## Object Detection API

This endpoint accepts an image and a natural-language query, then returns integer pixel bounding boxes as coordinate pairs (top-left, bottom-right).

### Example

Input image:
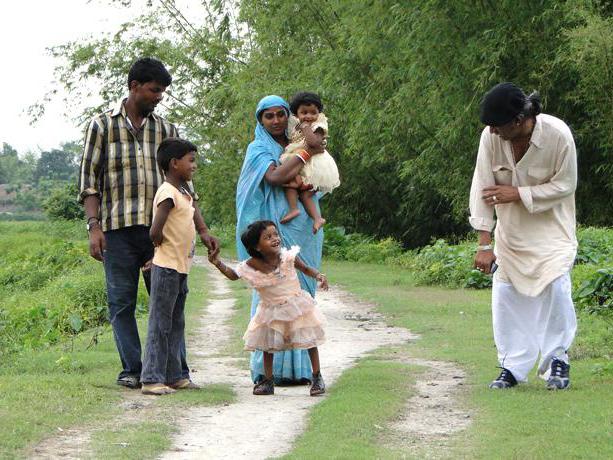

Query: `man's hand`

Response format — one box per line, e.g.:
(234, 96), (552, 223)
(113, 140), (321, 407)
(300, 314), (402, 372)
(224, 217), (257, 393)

(201, 232), (220, 258)
(89, 227), (106, 261)
(142, 259), (153, 272)
(474, 250), (496, 275)
(482, 185), (520, 205)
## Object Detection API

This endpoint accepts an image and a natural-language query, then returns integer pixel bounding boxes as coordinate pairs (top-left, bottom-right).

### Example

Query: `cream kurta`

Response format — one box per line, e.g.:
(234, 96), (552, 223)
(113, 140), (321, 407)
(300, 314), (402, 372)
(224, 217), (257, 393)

(469, 114), (578, 296)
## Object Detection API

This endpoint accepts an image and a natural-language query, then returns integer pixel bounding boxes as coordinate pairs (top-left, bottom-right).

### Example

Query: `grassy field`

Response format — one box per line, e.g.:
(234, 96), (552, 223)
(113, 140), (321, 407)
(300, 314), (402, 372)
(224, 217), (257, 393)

(282, 261), (611, 459)
(2, 222), (611, 458)
(0, 262), (234, 459)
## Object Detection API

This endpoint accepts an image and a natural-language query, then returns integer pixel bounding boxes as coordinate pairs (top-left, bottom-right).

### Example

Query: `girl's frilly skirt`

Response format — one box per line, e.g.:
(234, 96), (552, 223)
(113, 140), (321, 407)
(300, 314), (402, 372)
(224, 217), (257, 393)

(243, 291), (327, 352)
(280, 145), (341, 193)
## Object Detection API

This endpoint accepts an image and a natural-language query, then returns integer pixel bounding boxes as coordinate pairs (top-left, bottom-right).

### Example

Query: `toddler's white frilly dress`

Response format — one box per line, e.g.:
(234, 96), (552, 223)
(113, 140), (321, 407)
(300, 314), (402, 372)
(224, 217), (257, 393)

(280, 114), (341, 193)
(236, 246), (327, 352)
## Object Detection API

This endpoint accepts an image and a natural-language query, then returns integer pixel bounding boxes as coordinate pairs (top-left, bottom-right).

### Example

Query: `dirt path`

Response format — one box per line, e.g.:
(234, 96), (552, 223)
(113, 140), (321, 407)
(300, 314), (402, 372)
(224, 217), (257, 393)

(29, 257), (471, 459)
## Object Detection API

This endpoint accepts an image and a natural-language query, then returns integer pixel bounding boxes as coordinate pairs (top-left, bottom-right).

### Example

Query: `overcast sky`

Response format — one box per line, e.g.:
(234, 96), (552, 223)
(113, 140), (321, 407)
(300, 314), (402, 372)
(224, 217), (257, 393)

(0, 0), (203, 156)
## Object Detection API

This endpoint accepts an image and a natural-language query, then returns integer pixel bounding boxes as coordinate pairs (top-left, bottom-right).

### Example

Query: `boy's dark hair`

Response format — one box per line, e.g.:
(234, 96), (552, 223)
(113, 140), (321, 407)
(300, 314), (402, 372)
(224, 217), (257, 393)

(127, 57), (172, 89)
(241, 220), (277, 259)
(157, 138), (197, 172)
(289, 92), (323, 115)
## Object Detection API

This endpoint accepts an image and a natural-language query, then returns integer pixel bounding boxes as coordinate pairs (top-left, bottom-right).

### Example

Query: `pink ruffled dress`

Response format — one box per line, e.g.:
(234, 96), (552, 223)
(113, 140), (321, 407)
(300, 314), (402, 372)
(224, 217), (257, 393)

(236, 246), (327, 352)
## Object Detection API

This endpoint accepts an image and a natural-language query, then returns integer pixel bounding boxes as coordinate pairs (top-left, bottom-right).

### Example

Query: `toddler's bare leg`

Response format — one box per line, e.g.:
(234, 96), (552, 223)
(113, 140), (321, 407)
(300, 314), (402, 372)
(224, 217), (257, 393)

(281, 187), (301, 223)
(300, 190), (326, 233)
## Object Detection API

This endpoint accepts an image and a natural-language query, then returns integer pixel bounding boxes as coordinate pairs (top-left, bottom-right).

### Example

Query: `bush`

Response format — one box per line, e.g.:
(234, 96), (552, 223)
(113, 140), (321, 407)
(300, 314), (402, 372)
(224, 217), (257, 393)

(398, 239), (491, 289)
(576, 227), (613, 265)
(0, 221), (149, 357)
(573, 268), (612, 320)
(42, 182), (84, 220)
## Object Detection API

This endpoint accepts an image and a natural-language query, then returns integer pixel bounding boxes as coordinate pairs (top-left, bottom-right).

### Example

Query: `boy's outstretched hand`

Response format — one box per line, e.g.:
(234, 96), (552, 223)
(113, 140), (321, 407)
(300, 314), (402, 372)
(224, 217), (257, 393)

(316, 273), (329, 291)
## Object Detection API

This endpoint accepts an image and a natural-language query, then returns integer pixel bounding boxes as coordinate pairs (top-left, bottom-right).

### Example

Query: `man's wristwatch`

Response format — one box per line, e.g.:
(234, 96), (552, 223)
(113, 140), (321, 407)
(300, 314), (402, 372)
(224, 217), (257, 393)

(477, 244), (493, 251)
(86, 217), (100, 232)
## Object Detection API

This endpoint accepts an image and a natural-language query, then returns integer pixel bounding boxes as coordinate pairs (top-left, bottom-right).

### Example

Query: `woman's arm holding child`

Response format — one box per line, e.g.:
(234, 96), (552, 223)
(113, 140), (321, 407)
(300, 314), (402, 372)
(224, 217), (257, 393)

(208, 251), (240, 281)
(294, 256), (329, 290)
(150, 198), (174, 247)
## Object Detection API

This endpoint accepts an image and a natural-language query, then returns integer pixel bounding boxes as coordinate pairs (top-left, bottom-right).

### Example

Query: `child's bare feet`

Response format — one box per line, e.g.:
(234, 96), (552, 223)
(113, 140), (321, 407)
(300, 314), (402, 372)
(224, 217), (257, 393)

(312, 217), (326, 234)
(281, 209), (301, 224)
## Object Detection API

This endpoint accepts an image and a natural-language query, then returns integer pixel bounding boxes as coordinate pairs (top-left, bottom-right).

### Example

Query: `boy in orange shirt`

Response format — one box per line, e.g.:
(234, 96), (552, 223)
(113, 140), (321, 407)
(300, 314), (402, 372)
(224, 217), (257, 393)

(141, 138), (203, 395)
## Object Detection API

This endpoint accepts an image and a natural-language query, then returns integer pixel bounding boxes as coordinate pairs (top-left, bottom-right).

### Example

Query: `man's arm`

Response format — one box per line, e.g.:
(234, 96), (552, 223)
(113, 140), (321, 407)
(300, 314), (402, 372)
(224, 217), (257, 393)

(517, 142), (577, 214)
(470, 130), (497, 274)
(80, 118), (105, 261)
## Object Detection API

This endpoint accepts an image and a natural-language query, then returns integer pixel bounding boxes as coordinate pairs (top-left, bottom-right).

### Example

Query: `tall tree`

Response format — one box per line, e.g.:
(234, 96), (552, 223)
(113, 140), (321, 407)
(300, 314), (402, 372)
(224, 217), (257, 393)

(46, 0), (613, 246)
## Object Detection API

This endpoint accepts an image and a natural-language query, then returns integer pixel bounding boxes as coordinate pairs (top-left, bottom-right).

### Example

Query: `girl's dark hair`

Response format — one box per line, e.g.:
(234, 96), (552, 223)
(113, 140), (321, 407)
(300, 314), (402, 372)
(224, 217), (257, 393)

(289, 92), (323, 115)
(157, 137), (198, 172)
(241, 220), (277, 259)
(127, 57), (172, 89)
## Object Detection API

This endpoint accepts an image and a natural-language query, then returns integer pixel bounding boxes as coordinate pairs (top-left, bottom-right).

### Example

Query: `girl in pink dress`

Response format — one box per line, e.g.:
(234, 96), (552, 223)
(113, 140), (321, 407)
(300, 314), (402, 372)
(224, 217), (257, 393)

(208, 220), (328, 396)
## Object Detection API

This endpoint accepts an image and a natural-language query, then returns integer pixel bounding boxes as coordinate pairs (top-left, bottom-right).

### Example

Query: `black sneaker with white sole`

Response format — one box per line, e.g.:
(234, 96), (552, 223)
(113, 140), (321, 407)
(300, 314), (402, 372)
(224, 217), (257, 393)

(489, 367), (518, 389)
(546, 358), (570, 390)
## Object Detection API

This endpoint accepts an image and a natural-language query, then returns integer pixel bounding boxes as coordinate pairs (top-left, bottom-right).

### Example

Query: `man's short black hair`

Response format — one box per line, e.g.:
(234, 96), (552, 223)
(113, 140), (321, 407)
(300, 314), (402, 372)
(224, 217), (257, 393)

(289, 92), (323, 115)
(127, 57), (172, 89)
(157, 138), (197, 172)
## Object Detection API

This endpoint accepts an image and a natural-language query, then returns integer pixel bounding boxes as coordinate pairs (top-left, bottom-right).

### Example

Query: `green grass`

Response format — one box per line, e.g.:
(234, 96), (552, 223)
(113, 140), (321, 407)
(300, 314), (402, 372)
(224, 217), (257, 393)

(0, 263), (235, 459)
(283, 358), (419, 460)
(298, 260), (613, 459)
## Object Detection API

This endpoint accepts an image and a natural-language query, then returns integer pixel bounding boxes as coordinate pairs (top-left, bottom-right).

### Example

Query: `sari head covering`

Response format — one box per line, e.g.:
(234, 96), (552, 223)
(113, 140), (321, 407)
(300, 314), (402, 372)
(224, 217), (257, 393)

(236, 95), (324, 383)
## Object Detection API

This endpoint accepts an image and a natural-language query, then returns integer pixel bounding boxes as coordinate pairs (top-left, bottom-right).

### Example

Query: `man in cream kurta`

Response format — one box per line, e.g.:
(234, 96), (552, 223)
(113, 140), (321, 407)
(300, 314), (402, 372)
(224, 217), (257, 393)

(470, 82), (577, 390)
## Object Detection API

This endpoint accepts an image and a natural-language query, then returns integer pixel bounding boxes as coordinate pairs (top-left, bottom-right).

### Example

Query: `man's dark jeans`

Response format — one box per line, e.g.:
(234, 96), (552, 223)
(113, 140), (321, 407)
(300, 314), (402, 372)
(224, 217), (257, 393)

(141, 265), (188, 384)
(103, 226), (190, 380)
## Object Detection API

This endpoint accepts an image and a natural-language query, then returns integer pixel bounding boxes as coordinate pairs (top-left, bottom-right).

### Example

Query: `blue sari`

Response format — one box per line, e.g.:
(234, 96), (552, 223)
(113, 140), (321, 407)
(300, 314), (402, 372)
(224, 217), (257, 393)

(236, 95), (324, 383)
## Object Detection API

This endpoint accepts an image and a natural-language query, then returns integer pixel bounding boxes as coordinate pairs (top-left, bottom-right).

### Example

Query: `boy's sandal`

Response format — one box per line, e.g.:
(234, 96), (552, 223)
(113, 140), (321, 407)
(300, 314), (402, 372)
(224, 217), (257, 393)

(141, 383), (176, 395)
(169, 378), (200, 390)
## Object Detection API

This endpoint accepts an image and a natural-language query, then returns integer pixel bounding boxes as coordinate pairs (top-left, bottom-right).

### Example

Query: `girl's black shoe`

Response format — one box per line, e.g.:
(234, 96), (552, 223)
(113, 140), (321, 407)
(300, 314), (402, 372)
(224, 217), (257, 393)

(253, 378), (274, 395)
(310, 372), (326, 396)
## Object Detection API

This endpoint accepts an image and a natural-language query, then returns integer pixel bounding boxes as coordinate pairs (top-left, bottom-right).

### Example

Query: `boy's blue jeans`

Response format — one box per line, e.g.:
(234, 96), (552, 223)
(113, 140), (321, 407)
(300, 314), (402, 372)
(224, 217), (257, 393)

(103, 226), (190, 381)
(141, 265), (188, 384)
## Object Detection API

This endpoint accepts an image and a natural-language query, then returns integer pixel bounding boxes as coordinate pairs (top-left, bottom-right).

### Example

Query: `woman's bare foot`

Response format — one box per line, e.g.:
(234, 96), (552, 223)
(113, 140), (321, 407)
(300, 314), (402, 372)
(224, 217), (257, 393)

(281, 209), (301, 223)
(312, 217), (326, 234)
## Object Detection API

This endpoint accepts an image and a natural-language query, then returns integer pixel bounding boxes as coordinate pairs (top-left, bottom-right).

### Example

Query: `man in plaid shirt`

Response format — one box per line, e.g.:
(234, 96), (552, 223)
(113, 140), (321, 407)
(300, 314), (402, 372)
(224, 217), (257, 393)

(79, 57), (219, 389)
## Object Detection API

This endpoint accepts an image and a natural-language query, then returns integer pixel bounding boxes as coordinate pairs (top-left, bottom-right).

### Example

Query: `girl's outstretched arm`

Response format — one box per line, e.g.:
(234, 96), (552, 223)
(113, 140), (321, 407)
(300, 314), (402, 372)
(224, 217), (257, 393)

(208, 252), (240, 281)
(295, 256), (329, 290)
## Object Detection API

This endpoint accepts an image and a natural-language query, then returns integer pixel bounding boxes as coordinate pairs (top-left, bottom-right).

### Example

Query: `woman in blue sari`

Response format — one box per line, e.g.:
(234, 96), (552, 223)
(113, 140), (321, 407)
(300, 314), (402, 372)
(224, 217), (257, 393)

(236, 95), (325, 384)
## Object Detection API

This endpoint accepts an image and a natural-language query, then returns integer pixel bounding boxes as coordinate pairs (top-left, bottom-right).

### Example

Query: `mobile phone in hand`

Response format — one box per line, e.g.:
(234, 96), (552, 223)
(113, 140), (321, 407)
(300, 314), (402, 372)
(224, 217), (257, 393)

(490, 262), (498, 274)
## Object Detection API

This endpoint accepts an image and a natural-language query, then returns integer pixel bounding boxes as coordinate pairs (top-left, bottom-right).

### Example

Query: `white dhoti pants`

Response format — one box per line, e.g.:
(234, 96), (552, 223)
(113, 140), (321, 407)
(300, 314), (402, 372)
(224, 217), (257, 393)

(492, 273), (577, 382)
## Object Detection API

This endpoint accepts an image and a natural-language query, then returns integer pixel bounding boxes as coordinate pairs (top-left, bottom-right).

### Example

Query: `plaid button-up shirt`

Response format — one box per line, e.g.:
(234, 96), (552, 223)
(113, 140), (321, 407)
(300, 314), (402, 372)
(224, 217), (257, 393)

(78, 98), (179, 232)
